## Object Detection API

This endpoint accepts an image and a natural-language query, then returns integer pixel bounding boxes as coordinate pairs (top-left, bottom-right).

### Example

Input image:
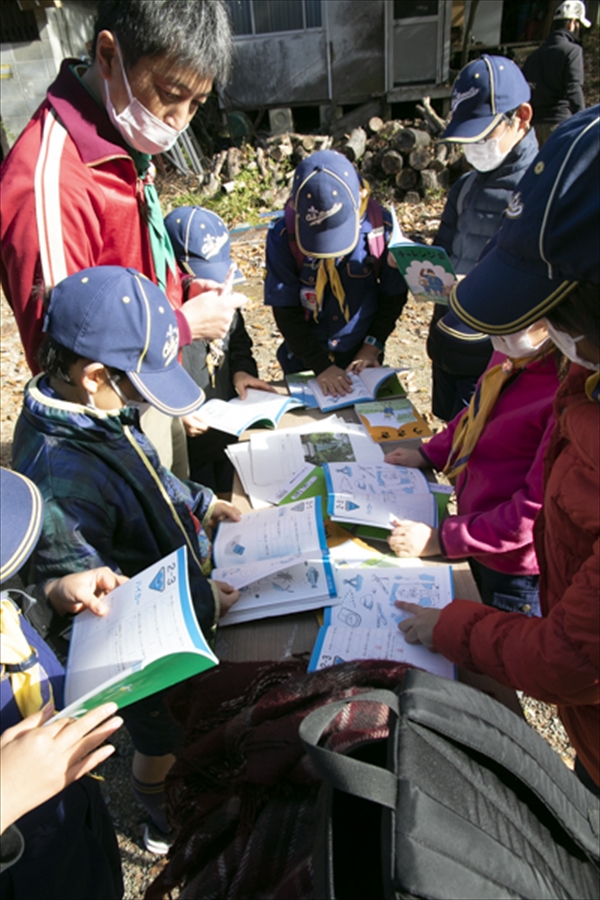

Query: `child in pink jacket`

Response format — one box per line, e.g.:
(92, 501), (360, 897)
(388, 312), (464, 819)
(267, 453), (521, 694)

(385, 320), (559, 615)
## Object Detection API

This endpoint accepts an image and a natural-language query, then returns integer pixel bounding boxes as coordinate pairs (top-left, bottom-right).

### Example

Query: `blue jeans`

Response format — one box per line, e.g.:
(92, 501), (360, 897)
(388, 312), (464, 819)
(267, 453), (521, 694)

(468, 558), (541, 617)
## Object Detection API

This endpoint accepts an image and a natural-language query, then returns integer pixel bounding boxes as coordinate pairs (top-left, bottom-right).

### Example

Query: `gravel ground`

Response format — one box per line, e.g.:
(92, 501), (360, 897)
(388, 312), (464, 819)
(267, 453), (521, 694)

(0, 201), (575, 899)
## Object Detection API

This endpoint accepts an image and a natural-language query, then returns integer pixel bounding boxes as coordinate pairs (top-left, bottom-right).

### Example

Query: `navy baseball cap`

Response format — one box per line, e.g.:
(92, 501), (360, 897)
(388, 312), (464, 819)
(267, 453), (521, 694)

(164, 206), (245, 284)
(450, 106), (600, 334)
(44, 266), (205, 416)
(442, 55), (531, 143)
(0, 469), (44, 584)
(292, 150), (361, 258)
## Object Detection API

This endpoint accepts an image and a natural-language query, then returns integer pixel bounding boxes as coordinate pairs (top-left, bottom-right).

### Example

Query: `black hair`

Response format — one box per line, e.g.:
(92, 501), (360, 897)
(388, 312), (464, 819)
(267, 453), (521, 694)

(38, 335), (81, 384)
(546, 281), (600, 366)
(92, 0), (233, 84)
(38, 335), (127, 385)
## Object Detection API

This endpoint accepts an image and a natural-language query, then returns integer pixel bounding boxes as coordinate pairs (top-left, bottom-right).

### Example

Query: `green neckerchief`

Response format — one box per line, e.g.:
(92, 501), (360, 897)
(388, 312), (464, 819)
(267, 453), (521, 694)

(128, 147), (178, 292)
(70, 64), (177, 293)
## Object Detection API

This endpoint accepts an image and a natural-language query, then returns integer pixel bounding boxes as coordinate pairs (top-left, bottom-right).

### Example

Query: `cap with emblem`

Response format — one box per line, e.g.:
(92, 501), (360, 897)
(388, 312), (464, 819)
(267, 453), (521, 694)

(292, 150), (361, 258)
(44, 266), (204, 416)
(0, 469), (43, 585)
(441, 55), (531, 143)
(450, 105), (599, 334)
(554, 1), (591, 26)
(164, 206), (244, 284)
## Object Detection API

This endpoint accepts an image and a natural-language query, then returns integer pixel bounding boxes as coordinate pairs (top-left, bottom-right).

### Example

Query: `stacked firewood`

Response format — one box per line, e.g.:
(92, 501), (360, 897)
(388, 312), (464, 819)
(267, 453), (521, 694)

(194, 100), (468, 204)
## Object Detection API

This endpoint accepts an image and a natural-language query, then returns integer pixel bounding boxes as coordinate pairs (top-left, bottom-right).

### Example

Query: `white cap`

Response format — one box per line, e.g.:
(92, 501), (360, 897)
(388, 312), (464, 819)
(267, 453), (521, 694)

(554, 1), (592, 27)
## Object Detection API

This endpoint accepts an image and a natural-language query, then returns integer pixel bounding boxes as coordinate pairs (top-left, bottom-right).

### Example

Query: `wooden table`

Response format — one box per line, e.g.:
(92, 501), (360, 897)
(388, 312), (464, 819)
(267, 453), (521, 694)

(215, 404), (522, 716)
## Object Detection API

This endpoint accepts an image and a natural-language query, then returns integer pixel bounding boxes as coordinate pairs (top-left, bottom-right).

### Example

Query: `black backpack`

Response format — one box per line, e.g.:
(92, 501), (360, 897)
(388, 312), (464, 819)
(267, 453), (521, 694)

(300, 669), (600, 900)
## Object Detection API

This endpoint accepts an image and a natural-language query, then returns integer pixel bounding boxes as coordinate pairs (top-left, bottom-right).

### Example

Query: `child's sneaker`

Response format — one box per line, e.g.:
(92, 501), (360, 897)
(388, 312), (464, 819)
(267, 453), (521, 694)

(143, 821), (174, 856)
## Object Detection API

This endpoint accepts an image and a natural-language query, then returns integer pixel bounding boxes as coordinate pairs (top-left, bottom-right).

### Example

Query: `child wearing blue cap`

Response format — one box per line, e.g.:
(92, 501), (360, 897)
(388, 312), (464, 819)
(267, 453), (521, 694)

(1, 468), (124, 897)
(395, 106), (600, 794)
(425, 54), (539, 422)
(11, 265), (242, 853)
(165, 206), (276, 492)
(264, 150), (408, 399)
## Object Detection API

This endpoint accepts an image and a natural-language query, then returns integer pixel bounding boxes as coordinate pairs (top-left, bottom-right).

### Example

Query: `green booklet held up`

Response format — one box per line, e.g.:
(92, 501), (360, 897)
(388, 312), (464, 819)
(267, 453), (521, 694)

(51, 547), (217, 721)
(388, 206), (457, 305)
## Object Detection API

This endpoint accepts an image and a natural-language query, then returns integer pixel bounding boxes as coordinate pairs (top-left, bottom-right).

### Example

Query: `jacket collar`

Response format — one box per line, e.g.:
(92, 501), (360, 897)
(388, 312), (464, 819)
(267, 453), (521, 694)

(47, 59), (133, 166)
(24, 374), (139, 440)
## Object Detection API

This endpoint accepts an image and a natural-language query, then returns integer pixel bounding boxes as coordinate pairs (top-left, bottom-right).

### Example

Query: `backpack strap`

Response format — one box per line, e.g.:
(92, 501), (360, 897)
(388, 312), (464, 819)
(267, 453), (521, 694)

(299, 687), (399, 808)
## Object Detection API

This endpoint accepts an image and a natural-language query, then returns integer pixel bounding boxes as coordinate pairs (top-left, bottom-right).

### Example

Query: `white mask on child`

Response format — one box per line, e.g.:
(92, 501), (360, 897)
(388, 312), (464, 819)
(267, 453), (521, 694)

(490, 326), (551, 359)
(108, 375), (152, 415)
(104, 44), (185, 154)
(545, 320), (600, 371)
(463, 122), (515, 172)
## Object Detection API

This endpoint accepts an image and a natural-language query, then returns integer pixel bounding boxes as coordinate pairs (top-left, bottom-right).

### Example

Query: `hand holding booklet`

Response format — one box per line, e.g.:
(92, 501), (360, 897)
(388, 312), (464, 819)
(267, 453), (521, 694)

(388, 206), (456, 305)
(307, 367), (406, 412)
(51, 547), (217, 721)
(309, 564), (455, 680)
(212, 497), (337, 625)
(195, 388), (303, 436)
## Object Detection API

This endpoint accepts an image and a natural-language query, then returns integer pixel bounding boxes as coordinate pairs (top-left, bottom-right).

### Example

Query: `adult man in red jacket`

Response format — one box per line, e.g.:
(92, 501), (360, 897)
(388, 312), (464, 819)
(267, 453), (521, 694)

(0, 0), (242, 475)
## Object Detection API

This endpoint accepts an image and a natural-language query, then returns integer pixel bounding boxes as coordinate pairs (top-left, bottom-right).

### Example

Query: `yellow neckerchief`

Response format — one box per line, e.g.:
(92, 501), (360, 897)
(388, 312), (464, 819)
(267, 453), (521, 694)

(314, 180), (371, 324)
(443, 355), (531, 484)
(0, 598), (53, 718)
(585, 371), (600, 402)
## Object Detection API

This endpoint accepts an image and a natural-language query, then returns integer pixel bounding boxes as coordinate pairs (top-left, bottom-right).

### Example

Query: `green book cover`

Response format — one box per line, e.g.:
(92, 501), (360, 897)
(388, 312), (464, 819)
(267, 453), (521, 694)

(51, 547), (218, 721)
(388, 206), (456, 305)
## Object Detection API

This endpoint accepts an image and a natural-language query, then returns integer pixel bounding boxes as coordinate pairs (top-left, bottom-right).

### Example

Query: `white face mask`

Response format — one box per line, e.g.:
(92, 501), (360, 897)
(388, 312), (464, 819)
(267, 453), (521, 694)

(463, 123), (514, 172)
(109, 375), (152, 415)
(490, 327), (551, 359)
(104, 45), (185, 154)
(545, 320), (600, 371)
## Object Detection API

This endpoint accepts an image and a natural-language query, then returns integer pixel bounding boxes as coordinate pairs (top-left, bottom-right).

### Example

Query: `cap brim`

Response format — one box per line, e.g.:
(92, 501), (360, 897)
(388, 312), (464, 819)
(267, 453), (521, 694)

(129, 366), (205, 417)
(437, 310), (490, 341)
(180, 258), (245, 284)
(450, 244), (579, 334)
(441, 113), (505, 143)
(0, 469), (44, 584)
(296, 211), (360, 258)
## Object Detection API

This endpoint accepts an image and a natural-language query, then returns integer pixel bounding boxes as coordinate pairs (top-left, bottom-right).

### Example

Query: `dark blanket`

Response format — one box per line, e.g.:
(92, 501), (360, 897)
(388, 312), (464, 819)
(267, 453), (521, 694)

(146, 657), (409, 900)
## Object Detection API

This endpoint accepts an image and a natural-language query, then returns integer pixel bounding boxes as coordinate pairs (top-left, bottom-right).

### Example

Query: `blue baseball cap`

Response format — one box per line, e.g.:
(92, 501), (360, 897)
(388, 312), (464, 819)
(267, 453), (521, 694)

(44, 266), (205, 416)
(292, 150), (361, 258)
(164, 206), (245, 284)
(0, 469), (44, 585)
(442, 55), (531, 143)
(450, 106), (600, 334)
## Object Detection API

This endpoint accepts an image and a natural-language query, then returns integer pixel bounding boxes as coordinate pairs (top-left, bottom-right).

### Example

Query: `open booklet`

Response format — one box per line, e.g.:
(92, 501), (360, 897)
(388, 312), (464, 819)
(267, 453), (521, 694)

(309, 564), (455, 679)
(285, 371), (321, 409)
(307, 367), (406, 412)
(323, 462), (437, 530)
(355, 396), (432, 442)
(212, 497), (337, 625)
(388, 206), (456, 305)
(226, 417), (383, 510)
(195, 388), (303, 436)
(50, 547), (217, 721)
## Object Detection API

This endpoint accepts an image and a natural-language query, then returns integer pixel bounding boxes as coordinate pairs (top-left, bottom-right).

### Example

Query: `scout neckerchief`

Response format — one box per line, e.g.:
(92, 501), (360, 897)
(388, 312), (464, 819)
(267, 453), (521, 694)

(585, 371), (600, 402)
(313, 180), (371, 324)
(0, 597), (54, 718)
(128, 148), (178, 293)
(443, 356), (530, 484)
